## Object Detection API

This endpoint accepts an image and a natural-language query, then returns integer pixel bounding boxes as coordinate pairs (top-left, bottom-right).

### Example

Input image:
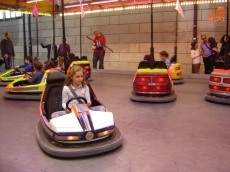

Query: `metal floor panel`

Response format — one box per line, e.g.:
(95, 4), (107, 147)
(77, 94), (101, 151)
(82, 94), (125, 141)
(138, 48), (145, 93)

(0, 73), (230, 172)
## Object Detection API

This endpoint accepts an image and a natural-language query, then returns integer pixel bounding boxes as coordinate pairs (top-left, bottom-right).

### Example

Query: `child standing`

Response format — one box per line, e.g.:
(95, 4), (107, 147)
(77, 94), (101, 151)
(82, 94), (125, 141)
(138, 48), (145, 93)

(191, 41), (201, 73)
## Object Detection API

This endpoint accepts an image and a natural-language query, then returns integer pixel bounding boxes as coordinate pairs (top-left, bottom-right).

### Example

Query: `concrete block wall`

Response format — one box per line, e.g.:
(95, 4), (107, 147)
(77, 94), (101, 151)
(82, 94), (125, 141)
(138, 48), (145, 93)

(0, 3), (228, 73)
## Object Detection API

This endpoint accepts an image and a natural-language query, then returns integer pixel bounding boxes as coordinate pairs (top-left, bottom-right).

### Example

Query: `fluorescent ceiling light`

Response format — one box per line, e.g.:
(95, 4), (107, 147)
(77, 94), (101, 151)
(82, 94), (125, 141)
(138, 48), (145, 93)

(91, 0), (118, 5)
(26, 0), (43, 3)
(65, 3), (88, 8)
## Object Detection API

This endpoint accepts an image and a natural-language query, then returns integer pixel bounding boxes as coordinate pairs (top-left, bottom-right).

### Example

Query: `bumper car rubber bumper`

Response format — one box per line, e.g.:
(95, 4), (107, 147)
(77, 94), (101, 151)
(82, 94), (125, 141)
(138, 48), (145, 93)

(87, 76), (93, 82)
(0, 81), (10, 86)
(36, 120), (123, 158)
(3, 92), (41, 100)
(205, 92), (230, 105)
(172, 78), (184, 85)
(130, 89), (176, 102)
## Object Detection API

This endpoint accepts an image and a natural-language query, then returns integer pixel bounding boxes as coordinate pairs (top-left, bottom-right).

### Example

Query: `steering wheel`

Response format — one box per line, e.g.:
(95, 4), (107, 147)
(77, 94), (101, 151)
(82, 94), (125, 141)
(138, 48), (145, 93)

(66, 97), (87, 111)
(15, 67), (22, 72)
(26, 72), (33, 77)
(10, 68), (22, 75)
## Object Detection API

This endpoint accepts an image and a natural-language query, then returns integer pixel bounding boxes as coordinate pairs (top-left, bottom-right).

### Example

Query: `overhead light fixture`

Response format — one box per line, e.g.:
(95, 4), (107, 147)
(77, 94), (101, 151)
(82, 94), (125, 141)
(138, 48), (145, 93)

(26, 0), (43, 3)
(91, 0), (118, 5)
(65, 3), (88, 8)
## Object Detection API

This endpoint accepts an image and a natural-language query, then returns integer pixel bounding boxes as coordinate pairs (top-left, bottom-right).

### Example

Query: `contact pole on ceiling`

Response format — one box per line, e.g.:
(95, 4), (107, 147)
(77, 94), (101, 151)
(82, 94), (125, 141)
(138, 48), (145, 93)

(174, 11), (178, 63)
(53, 0), (55, 44)
(150, 0), (154, 64)
(10, 9), (15, 67)
(61, 0), (67, 73)
(193, 3), (198, 41)
(36, 17), (39, 57)
(23, 14), (27, 58)
(28, 14), (32, 56)
(224, 0), (229, 70)
(80, 14), (82, 58)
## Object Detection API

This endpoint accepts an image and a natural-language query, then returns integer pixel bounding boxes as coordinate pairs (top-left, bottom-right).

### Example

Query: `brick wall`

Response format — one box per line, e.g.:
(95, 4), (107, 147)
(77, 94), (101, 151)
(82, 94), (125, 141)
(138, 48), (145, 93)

(0, 3), (227, 73)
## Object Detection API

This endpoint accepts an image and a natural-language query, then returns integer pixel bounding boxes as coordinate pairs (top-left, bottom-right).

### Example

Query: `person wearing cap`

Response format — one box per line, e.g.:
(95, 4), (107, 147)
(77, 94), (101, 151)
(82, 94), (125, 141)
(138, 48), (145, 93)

(92, 31), (106, 69)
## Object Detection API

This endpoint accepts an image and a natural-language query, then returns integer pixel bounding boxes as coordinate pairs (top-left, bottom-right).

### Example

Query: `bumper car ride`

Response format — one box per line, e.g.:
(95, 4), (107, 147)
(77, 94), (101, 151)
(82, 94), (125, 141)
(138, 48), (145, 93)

(205, 69), (230, 105)
(0, 68), (24, 86)
(69, 57), (93, 81)
(36, 69), (122, 157)
(168, 63), (184, 84)
(3, 69), (50, 100)
(130, 61), (176, 102)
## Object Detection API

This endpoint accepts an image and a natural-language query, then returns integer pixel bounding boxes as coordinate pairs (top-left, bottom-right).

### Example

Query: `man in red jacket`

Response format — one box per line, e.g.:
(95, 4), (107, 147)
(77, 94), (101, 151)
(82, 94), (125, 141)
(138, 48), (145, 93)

(93, 31), (106, 69)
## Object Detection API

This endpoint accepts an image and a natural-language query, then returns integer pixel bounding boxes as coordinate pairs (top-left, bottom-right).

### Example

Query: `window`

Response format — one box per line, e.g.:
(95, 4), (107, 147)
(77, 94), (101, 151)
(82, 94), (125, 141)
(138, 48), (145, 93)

(0, 10), (22, 21)
(5, 11), (11, 19)
(0, 11), (3, 20)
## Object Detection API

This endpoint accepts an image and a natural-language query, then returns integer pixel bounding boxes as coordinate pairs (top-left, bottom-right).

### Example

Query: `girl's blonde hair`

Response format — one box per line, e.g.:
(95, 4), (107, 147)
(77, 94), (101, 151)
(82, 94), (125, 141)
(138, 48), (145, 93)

(64, 64), (87, 87)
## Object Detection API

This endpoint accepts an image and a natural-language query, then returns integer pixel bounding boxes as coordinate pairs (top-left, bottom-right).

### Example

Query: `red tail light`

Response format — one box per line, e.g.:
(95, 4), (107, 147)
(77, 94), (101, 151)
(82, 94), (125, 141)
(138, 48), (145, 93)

(223, 78), (230, 84)
(175, 67), (180, 70)
(84, 66), (90, 69)
(154, 77), (168, 83)
(177, 72), (181, 76)
(209, 85), (230, 92)
(136, 85), (168, 91)
(210, 76), (221, 83)
(135, 77), (151, 82)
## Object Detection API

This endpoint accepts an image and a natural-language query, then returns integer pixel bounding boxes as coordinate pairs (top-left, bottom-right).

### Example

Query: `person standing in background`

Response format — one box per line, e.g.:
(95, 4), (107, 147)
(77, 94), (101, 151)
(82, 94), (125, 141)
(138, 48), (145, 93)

(92, 31), (106, 69)
(40, 40), (58, 61)
(58, 37), (70, 68)
(1, 32), (15, 70)
(200, 34), (214, 74)
(191, 41), (201, 73)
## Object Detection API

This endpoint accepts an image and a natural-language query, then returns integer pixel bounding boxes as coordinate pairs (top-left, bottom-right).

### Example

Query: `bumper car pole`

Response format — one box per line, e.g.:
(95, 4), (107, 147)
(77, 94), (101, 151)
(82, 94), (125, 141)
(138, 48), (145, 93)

(224, 0), (229, 70)
(174, 12), (178, 63)
(150, 0), (154, 65)
(61, 0), (67, 74)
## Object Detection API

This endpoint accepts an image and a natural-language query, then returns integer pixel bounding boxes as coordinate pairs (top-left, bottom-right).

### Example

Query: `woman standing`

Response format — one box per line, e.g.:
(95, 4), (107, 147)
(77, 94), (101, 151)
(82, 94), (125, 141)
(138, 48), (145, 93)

(191, 41), (201, 73)
(218, 35), (230, 60)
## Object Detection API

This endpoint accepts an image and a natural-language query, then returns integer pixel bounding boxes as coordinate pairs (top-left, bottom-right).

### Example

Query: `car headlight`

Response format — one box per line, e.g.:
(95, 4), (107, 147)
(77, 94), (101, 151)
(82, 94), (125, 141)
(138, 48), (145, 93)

(54, 135), (80, 141)
(97, 129), (115, 137)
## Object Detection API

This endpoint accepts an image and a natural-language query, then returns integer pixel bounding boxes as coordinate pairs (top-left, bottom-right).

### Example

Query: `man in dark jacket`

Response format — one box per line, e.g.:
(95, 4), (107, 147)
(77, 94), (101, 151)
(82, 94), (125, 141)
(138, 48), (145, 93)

(58, 37), (70, 68)
(40, 40), (58, 61)
(1, 32), (15, 70)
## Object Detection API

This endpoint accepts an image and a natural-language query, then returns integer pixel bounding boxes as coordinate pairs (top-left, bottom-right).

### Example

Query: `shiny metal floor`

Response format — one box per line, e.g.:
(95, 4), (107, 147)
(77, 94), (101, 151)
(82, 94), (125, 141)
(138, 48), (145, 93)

(0, 73), (230, 172)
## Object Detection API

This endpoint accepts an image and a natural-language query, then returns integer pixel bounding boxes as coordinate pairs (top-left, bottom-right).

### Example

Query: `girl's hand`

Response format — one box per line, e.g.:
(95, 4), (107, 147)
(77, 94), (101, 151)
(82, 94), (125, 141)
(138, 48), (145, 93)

(65, 108), (71, 114)
(87, 102), (91, 108)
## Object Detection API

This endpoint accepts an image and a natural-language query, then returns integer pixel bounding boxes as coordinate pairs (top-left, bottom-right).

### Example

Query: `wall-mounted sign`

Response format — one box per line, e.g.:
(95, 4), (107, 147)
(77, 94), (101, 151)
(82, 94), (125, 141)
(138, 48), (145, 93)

(208, 6), (225, 21)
